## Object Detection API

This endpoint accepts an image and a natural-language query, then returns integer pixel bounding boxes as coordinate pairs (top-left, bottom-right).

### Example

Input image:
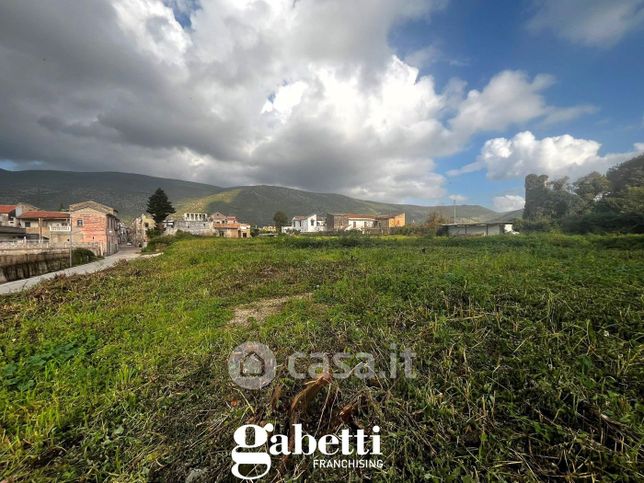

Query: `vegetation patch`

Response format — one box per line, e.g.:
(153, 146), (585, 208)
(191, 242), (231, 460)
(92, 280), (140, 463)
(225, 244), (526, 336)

(0, 235), (642, 481)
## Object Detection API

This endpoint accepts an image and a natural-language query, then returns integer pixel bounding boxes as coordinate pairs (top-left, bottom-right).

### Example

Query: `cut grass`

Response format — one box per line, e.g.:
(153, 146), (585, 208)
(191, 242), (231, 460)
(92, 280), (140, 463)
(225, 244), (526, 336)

(0, 234), (643, 481)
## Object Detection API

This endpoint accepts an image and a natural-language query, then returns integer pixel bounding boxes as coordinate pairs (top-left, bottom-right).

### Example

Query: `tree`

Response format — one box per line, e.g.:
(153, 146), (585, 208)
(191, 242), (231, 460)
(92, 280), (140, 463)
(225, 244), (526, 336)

(573, 171), (611, 209)
(523, 174), (582, 221)
(273, 211), (289, 233)
(606, 154), (644, 193)
(523, 174), (549, 220)
(425, 211), (448, 230)
(146, 188), (175, 228)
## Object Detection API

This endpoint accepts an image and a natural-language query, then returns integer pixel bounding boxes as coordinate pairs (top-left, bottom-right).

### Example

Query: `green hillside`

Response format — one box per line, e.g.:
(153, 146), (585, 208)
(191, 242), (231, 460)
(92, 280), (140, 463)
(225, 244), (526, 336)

(0, 169), (223, 221)
(175, 185), (498, 225)
(0, 169), (501, 224)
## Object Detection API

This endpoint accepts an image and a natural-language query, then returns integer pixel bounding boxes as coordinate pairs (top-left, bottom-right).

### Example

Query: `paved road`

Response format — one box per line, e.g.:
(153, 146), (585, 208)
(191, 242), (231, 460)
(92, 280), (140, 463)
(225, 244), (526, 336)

(0, 247), (159, 296)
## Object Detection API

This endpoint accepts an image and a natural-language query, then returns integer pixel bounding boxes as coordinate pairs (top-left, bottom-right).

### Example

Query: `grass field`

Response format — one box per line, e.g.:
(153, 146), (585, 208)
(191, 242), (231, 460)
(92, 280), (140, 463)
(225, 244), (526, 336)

(1, 235), (643, 481)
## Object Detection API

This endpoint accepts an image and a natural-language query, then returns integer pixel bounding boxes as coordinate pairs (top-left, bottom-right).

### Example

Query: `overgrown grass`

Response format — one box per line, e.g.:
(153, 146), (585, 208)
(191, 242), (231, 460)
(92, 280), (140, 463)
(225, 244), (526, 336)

(1, 235), (642, 481)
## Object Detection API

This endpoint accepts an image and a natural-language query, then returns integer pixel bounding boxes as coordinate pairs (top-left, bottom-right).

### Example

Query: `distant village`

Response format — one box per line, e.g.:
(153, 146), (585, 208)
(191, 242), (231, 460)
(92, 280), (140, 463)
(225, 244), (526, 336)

(1, 199), (409, 254)
(1, 196), (515, 259)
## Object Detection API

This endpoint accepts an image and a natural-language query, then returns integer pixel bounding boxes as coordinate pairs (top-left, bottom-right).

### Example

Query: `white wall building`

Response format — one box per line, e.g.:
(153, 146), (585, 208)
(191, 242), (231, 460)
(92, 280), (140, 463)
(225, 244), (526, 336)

(291, 214), (326, 233)
(346, 215), (376, 231)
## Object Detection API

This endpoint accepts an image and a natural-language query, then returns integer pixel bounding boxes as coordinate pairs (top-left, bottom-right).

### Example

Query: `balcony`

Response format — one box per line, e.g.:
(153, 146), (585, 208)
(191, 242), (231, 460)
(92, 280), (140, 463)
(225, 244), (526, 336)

(49, 225), (71, 232)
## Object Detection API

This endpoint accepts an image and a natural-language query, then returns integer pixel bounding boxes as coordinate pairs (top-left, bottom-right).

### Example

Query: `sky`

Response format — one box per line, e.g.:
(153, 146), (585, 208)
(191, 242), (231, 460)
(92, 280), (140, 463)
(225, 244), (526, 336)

(0, 0), (643, 212)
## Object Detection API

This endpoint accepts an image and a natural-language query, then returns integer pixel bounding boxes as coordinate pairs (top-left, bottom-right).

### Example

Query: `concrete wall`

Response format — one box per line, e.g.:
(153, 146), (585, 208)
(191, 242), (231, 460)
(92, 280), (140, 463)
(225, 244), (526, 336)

(0, 250), (69, 283)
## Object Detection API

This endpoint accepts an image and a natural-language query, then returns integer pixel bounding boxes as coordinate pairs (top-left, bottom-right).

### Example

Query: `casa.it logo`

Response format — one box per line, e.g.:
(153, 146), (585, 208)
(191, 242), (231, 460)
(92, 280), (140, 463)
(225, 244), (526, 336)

(231, 423), (382, 480)
(228, 342), (276, 390)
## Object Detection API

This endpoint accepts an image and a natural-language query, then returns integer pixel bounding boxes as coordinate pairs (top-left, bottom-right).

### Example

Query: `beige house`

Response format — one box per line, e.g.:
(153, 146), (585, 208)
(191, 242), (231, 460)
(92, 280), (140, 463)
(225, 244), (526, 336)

(0, 205), (17, 226)
(132, 213), (156, 246)
(16, 210), (71, 243)
(213, 223), (251, 238)
(375, 213), (406, 229)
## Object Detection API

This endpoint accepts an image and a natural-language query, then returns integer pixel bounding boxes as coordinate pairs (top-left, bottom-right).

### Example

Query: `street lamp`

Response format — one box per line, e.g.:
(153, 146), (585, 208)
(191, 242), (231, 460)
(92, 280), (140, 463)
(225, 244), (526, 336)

(69, 213), (73, 268)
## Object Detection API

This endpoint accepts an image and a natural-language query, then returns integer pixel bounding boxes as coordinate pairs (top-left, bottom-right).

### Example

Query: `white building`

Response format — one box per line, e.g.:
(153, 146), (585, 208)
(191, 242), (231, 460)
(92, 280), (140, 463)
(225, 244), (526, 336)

(291, 214), (326, 233)
(443, 222), (515, 237)
(345, 215), (376, 231)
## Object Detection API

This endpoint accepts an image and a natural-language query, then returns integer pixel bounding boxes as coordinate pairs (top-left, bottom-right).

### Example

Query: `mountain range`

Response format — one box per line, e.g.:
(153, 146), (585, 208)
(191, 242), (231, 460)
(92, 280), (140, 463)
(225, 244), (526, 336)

(0, 169), (520, 225)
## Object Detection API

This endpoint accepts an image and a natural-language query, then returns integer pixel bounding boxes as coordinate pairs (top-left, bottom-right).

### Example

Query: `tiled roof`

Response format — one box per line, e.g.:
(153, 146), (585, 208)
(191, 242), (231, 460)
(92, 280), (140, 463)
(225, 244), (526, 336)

(18, 210), (70, 219)
(69, 200), (118, 215)
(0, 205), (16, 214)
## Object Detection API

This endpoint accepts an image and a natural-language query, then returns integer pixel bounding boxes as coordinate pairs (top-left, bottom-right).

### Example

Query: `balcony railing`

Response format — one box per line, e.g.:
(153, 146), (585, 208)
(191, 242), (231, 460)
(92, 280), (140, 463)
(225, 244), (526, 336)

(49, 225), (71, 232)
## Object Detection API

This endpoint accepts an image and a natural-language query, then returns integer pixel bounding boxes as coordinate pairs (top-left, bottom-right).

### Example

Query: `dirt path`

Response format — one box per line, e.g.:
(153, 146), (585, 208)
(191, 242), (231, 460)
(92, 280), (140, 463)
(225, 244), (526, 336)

(230, 293), (312, 325)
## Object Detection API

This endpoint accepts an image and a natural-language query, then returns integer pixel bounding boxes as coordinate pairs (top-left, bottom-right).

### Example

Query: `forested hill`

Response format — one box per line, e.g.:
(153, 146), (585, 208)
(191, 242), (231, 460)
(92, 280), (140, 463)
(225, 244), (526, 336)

(0, 169), (507, 224)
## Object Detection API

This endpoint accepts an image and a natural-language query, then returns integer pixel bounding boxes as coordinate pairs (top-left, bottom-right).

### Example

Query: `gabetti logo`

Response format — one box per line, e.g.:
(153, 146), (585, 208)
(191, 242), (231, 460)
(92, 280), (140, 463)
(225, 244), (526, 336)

(231, 423), (382, 480)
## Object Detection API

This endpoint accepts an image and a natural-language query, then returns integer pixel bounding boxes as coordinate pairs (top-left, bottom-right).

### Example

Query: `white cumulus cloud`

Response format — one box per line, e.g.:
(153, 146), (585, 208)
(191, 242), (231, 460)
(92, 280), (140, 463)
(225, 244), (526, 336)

(0, 0), (597, 203)
(449, 131), (644, 180)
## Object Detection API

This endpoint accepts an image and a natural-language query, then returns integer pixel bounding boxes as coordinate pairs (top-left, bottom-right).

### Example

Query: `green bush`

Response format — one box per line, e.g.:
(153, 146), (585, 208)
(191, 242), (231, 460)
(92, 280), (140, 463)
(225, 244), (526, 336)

(562, 211), (644, 234)
(71, 248), (96, 265)
(143, 230), (195, 252)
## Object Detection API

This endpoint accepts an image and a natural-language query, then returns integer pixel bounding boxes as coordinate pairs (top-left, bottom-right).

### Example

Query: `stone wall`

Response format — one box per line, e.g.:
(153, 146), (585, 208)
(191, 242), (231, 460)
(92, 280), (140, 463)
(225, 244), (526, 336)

(0, 250), (70, 283)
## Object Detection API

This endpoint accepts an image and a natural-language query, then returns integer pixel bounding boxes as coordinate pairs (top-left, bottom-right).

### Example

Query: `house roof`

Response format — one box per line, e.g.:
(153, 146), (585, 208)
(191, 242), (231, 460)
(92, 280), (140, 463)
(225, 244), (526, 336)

(375, 213), (404, 219)
(69, 200), (118, 215)
(442, 222), (510, 227)
(0, 205), (16, 214)
(292, 215), (308, 221)
(18, 210), (70, 219)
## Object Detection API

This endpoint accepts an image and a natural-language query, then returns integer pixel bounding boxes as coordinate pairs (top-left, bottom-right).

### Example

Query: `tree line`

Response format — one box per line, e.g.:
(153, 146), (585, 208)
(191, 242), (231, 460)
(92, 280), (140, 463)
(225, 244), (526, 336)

(519, 154), (644, 233)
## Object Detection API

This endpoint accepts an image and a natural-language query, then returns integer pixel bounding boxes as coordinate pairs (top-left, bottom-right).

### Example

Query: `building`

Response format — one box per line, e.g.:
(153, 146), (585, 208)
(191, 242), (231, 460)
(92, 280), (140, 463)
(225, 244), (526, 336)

(443, 222), (515, 237)
(375, 213), (406, 229)
(16, 210), (71, 243)
(0, 226), (35, 242)
(132, 213), (156, 246)
(326, 213), (378, 232)
(171, 212), (212, 236)
(0, 205), (17, 226)
(69, 201), (120, 255)
(212, 222), (251, 238)
(0, 203), (39, 227)
(211, 212), (239, 225)
(164, 211), (251, 238)
(291, 214), (326, 233)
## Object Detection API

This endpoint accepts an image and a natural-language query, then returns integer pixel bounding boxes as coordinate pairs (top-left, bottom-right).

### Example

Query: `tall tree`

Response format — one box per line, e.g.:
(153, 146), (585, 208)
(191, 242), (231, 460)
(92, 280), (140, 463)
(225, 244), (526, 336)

(146, 188), (175, 227)
(273, 211), (288, 233)
(606, 154), (644, 193)
(523, 174), (549, 220)
(524, 174), (582, 221)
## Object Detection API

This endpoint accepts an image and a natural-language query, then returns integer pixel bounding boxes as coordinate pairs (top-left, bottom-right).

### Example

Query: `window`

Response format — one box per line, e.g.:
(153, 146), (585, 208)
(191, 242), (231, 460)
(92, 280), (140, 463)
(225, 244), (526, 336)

(24, 221), (31, 228)
(77, 219), (83, 227)
(310, 219), (314, 226)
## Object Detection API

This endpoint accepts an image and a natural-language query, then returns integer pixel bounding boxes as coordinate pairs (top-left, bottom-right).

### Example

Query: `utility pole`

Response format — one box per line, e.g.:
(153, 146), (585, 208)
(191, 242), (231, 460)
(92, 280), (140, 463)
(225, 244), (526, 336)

(69, 211), (73, 268)
(453, 200), (457, 224)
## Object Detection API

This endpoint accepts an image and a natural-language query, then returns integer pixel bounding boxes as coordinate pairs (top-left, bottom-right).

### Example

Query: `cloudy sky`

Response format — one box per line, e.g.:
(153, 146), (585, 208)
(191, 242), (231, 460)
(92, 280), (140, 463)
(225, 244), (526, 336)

(1, 0), (643, 211)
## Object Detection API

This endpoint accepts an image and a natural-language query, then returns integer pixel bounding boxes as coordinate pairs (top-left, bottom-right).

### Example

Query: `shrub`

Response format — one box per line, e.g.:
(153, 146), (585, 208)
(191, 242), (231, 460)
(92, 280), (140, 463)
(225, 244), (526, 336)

(71, 248), (96, 265)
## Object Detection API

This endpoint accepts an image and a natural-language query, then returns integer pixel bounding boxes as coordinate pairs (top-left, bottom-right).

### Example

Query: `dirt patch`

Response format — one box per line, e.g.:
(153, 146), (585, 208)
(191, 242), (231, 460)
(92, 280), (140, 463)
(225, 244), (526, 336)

(229, 293), (312, 325)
